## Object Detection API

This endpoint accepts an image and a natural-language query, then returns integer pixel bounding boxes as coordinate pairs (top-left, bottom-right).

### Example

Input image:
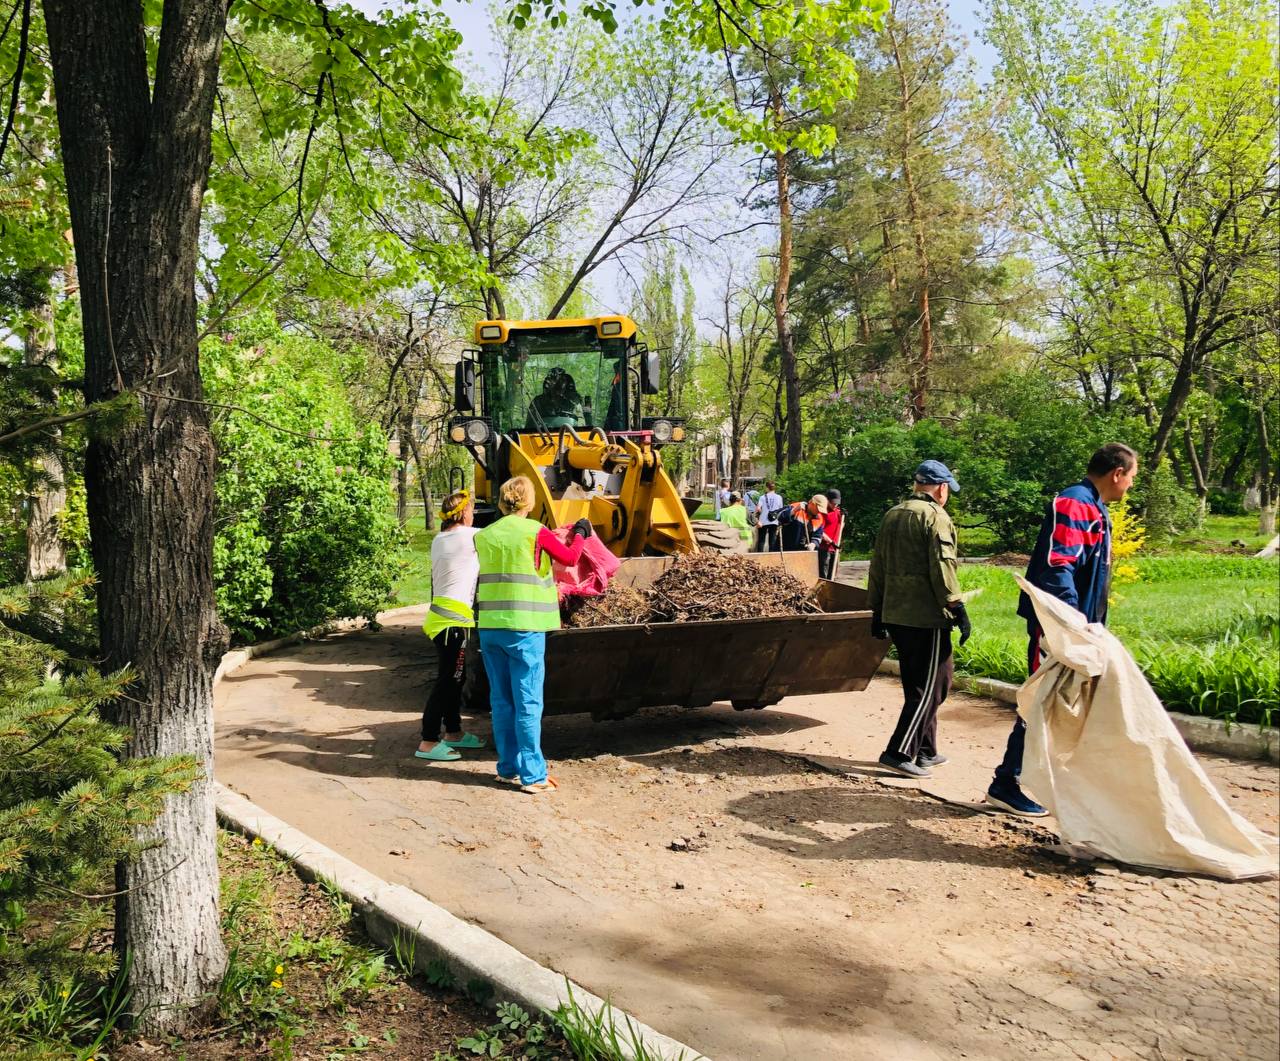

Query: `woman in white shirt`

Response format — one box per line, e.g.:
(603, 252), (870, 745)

(416, 490), (486, 761)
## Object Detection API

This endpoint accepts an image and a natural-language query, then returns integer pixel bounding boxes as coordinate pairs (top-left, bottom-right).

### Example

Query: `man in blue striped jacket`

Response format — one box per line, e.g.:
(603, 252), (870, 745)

(985, 443), (1140, 817)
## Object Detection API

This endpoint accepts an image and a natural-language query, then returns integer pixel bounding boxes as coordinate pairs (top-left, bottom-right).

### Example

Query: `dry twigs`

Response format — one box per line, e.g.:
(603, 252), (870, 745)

(562, 552), (820, 627)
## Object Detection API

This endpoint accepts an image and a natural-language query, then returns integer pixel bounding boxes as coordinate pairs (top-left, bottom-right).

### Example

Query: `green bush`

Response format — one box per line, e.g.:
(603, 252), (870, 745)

(1133, 637), (1277, 727)
(790, 372), (1149, 551)
(951, 561), (1278, 725)
(1129, 461), (1202, 539)
(1136, 555), (1279, 583)
(205, 323), (403, 643)
(779, 420), (965, 549)
(1208, 487), (1245, 516)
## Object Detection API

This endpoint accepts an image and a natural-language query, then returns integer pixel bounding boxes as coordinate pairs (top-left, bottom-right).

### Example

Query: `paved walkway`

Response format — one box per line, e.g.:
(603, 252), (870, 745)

(214, 609), (1279, 1060)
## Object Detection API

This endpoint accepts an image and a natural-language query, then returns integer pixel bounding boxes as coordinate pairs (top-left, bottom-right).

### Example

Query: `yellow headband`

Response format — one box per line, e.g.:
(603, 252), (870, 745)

(441, 491), (470, 520)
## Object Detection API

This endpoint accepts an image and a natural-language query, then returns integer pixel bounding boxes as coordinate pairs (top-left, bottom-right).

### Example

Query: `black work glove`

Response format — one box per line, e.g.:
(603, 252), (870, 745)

(571, 518), (593, 540)
(947, 601), (972, 645)
(871, 612), (889, 640)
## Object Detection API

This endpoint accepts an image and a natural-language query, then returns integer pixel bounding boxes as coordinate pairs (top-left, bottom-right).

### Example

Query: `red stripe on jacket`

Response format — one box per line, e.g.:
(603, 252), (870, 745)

(1052, 522), (1104, 548)
(1055, 496), (1103, 522)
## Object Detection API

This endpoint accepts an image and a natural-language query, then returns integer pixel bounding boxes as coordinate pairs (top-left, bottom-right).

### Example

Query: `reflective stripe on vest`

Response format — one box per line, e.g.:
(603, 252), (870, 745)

(422, 595), (475, 639)
(477, 572), (554, 588)
(477, 598), (559, 612)
(474, 515), (561, 632)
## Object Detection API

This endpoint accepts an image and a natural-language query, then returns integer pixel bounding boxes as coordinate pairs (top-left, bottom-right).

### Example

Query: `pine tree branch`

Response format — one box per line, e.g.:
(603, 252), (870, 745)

(0, 405), (101, 446)
(34, 857), (188, 901)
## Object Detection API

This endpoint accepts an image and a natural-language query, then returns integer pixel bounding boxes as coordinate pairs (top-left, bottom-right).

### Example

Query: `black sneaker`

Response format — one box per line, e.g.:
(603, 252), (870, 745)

(985, 783), (1049, 817)
(917, 753), (949, 769)
(878, 752), (932, 778)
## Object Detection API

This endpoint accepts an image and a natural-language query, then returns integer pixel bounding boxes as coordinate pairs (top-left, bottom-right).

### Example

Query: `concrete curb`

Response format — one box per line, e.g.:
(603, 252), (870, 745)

(214, 608), (705, 1061)
(214, 784), (704, 1061)
(875, 659), (1278, 763)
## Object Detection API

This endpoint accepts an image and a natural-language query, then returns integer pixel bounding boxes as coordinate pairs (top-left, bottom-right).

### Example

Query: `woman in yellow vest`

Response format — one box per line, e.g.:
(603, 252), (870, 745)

(475, 475), (591, 793)
(416, 490), (486, 762)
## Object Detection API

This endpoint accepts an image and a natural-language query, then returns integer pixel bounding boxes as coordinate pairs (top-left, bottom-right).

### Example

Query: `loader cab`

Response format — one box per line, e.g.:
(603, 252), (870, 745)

(449, 316), (687, 540)
(482, 321), (636, 435)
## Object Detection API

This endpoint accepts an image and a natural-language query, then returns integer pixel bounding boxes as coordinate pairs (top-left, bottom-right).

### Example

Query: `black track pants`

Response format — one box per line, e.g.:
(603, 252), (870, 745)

(422, 626), (467, 741)
(883, 624), (953, 761)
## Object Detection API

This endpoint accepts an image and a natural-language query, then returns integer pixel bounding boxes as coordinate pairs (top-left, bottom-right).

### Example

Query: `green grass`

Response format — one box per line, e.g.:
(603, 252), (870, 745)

(954, 523), (1000, 556)
(1163, 513), (1274, 554)
(954, 557), (1279, 725)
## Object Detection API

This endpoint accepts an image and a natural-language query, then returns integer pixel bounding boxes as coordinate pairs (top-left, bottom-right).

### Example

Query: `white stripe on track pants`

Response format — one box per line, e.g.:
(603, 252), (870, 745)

(884, 624), (954, 762)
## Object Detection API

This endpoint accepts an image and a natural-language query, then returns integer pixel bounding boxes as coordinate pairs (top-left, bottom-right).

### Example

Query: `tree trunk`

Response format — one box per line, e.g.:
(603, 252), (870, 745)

(1183, 420), (1208, 520)
(1258, 404), (1276, 537)
(24, 295), (67, 580)
(43, 0), (229, 1033)
(396, 420), (410, 525)
(773, 392), (785, 475)
(1220, 431), (1250, 491)
(771, 91), (802, 466)
(1147, 341), (1200, 469)
(729, 418), (743, 487)
(889, 21), (933, 424)
(404, 422), (434, 531)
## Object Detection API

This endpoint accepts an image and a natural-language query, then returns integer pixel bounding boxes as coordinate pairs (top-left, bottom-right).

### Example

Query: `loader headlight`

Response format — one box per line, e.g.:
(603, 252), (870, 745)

(449, 418), (492, 445)
(478, 324), (503, 340)
(600, 319), (622, 336)
(641, 416), (685, 445)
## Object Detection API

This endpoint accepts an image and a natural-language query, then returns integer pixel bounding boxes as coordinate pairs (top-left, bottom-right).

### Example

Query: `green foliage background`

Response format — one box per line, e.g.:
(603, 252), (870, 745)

(205, 319), (403, 643)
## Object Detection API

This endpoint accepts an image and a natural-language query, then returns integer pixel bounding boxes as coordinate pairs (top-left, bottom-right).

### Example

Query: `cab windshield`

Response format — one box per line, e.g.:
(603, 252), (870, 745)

(485, 328), (629, 435)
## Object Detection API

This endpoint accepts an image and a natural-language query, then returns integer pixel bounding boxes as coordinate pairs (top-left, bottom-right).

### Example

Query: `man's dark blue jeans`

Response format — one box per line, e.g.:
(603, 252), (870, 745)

(990, 629), (1041, 789)
(993, 717), (1026, 785)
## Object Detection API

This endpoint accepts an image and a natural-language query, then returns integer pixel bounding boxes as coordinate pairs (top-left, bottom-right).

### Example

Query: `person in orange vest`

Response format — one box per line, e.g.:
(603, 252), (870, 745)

(474, 475), (592, 794)
(780, 494), (829, 551)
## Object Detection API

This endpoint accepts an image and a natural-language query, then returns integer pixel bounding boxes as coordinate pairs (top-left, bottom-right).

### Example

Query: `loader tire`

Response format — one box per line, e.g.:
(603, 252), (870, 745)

(692, 518), (749, 553)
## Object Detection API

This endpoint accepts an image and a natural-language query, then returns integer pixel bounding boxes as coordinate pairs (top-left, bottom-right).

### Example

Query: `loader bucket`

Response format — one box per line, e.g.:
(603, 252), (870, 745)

(464, 552), (890, 721)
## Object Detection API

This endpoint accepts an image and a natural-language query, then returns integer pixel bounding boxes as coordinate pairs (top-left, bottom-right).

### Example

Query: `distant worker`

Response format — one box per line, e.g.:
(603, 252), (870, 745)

(719, 492), (753, 544)
(985, 443), (1139, 817)
(713, 477), (731, 519)
(755, 480), (785, 552)
(415, 490), (486, 763)
(818, 488), (845, 580)
(743, 486), (762, 549)
(866, 460), (970, 778)
(474, 475), (593, 793)
(528, 367), (584, 429)
(780, 494), (829, 551)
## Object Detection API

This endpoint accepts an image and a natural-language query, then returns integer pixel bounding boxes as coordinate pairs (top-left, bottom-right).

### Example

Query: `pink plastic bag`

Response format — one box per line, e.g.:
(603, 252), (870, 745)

(550, 524), (620, 599)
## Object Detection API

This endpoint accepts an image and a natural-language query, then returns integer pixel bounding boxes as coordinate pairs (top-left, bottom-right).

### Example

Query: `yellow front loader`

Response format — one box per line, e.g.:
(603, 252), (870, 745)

(448, 315), (710, 555)
(447, 315), (889, 721)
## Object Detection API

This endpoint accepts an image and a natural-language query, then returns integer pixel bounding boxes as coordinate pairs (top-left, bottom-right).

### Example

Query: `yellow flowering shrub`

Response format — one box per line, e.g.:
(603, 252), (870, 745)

(1110, 497), (1145, 585)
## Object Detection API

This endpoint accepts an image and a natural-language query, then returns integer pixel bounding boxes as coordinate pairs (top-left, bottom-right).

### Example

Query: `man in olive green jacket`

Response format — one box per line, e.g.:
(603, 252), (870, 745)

(866, 460), (972, 778)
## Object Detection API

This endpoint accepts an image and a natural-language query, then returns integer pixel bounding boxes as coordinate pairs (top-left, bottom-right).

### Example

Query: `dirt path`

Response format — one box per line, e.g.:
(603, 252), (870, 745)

(214, 610), (1279, 1060)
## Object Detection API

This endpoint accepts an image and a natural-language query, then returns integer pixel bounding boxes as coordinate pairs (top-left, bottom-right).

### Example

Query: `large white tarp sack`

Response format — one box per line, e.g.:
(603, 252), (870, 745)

(1015, 577), (1278, 880)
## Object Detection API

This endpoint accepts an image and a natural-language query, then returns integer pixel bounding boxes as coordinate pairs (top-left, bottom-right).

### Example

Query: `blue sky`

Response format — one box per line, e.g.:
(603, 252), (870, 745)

(347, 0), (1002, 314)
(357, 0), (1000, 80)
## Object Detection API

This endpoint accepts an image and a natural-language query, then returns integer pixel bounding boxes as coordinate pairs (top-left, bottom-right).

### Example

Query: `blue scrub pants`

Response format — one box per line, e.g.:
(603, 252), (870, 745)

(478, 629), (548, 785)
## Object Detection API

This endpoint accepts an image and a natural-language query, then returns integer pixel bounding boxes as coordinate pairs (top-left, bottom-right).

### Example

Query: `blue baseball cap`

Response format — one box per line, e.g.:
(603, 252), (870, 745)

(914, 459), (960, 493)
